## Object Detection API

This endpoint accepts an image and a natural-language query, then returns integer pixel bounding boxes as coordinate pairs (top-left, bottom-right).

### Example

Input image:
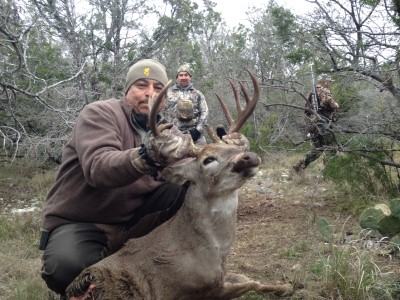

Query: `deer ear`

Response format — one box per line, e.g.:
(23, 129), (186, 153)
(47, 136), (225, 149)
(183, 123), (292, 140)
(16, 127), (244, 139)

(161, 157), (196, 185)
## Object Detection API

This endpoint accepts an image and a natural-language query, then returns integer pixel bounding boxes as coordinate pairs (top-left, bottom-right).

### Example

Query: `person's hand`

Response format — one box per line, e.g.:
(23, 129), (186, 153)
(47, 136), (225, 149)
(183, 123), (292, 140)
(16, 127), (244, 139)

(146, 124), (193, 167)
(222, 132), (250, 151)
(215, 125), (250, 151)
(216, 124), (227, 139)
(189, 128), (201, 142)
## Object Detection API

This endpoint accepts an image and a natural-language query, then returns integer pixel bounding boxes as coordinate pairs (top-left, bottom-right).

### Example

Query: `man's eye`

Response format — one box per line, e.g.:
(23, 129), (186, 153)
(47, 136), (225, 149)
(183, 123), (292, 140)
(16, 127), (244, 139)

(203, 157), (215, 165)
(136, 83), (147, 88)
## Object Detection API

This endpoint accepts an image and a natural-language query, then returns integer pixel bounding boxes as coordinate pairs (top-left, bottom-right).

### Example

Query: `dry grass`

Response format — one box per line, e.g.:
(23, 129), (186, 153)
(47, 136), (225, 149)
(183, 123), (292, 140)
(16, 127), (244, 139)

(0, 214), (55, 300)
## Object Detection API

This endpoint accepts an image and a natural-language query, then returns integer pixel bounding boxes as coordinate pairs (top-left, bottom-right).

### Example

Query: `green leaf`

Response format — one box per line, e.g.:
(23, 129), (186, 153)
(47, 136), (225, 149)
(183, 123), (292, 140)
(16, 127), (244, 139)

(359, 207), (386, 230)
(389, 199), (400, 218)
(377, 216), (400, 237)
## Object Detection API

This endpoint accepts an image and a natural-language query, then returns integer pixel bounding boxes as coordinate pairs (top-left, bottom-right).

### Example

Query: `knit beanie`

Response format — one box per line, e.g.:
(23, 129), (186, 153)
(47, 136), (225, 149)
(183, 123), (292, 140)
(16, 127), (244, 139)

(124, 59), (169, 94)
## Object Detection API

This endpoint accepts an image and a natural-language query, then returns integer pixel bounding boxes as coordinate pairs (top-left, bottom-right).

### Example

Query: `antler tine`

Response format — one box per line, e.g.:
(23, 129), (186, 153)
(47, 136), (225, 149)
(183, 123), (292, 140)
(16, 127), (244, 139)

(238, 81), (250, 104)
(204, 124), (223, 143)
(215, 93), (234, 126)
(149, 80), (173, 137)
(229, 79), (244, 115)
(214, 77), (247, 127)
(228, 69), (260, 133)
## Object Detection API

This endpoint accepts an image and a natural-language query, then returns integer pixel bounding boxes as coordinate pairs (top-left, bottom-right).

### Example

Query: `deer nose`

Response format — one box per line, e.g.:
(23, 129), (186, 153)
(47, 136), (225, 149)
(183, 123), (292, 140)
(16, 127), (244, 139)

(232, 152), (261, 172)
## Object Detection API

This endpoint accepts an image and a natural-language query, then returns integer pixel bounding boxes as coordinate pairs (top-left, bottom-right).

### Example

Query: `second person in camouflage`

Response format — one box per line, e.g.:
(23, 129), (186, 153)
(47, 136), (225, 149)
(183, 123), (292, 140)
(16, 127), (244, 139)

(293, 76), (340, 173)
(163, 64), (209, 145)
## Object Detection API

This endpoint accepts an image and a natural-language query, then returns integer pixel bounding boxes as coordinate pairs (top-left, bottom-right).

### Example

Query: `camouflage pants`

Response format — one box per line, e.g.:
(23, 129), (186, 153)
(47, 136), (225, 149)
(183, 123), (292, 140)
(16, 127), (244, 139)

(305, 122), (335, 166)
(294, 121), (335, 172)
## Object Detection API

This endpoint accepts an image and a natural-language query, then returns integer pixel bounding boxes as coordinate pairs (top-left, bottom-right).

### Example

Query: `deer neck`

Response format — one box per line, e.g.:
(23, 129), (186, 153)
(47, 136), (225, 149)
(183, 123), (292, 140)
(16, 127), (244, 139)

(174, 183), (238, 249)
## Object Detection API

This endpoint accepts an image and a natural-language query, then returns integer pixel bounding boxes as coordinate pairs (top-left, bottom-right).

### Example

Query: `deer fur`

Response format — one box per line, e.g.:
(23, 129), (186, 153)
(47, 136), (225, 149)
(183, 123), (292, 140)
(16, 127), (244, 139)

(66, 143), (293, 299)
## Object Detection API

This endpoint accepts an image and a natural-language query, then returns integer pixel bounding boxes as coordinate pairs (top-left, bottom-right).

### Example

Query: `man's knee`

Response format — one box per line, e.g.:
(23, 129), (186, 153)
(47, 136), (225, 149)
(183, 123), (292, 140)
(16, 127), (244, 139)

(40, 224), (107, 294)
(42, 247), (91, 294)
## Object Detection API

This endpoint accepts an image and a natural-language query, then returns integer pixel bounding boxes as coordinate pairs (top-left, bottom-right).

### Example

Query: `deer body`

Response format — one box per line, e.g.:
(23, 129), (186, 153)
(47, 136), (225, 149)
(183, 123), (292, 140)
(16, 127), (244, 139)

(66, 144), (292, 299)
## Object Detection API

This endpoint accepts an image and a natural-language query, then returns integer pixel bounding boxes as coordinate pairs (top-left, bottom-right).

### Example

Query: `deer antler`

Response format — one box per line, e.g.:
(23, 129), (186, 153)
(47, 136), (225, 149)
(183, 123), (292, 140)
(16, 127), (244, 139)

(149, 80), (173, 137)
(209, 70), (259, 142)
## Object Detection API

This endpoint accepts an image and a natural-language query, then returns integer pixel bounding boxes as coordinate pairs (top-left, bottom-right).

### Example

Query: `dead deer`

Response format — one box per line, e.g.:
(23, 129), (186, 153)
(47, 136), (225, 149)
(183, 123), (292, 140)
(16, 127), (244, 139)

(65, 70), (293, 300)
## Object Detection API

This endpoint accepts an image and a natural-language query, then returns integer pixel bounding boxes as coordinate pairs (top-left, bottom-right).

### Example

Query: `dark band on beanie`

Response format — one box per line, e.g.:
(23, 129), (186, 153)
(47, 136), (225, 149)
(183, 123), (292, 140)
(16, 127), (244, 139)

(124, 59), (169, 94)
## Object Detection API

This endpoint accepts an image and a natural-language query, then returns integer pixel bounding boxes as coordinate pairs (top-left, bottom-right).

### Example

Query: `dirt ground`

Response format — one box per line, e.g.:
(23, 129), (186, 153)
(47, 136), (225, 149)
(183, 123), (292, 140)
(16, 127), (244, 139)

(228, 168), (326, 299)
(228, 163), (399, 299)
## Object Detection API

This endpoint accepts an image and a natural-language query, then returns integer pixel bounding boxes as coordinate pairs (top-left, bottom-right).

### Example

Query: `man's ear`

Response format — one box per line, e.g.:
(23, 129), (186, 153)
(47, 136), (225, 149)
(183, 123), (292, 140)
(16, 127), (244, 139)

(160, 157), (196, 185)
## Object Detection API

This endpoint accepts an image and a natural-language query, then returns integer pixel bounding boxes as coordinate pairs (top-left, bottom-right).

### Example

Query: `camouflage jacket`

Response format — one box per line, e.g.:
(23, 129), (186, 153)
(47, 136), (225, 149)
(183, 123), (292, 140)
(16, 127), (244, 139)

(163, 83), (209, 133)
(305, 85), (339, 122)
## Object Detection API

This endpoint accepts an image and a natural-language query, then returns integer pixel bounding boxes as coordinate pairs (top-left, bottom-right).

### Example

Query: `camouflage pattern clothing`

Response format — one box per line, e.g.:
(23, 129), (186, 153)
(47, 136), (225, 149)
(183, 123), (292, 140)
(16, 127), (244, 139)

(305, 85), (339, 122)
(293, 85), (339, 173)
(163, 83), (209, 145)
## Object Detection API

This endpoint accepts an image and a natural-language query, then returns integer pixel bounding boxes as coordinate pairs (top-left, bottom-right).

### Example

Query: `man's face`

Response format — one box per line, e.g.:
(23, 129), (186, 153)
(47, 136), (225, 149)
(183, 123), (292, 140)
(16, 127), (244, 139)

(125, 79), (165, 115)
(176, 71), (192, 87)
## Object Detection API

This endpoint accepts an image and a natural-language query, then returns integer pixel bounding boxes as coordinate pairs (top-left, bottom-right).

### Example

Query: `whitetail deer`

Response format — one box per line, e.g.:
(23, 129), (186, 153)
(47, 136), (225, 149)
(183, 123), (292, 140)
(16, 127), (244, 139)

(65, 70), (293, 299)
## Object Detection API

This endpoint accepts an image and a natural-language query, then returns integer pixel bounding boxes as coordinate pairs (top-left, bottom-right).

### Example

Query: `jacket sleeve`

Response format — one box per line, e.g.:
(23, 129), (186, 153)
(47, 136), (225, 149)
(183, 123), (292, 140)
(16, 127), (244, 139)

(195, 90), (209, 132)
(72, 102), (149, 189)
(320, 88), (339, 110)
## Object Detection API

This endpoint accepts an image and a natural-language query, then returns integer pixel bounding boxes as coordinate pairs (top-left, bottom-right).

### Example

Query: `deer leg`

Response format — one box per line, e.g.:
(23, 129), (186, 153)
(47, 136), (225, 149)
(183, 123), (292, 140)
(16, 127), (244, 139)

(258, 282), (294, 297)
(68, 283), (96, 300)
(215, 272), (293, 298)
(66, 269), (94, 298)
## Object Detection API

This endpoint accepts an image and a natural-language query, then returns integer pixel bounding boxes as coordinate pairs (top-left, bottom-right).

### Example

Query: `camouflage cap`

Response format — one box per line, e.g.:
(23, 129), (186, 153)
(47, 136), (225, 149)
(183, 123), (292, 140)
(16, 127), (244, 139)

(124, 59), (168, 94)
(176, 64), (193, 77)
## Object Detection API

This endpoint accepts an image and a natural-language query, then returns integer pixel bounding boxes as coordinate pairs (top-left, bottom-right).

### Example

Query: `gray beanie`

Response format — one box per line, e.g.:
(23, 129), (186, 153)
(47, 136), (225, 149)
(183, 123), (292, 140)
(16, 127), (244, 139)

(124, 59), (168, 94)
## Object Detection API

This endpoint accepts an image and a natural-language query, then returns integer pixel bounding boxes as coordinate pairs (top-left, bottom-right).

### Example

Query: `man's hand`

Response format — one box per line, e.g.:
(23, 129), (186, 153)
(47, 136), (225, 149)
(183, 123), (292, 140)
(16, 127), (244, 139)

(222, 132), (250, 151)
(146, 124), (192, 166)
(189, 128), (201, 142)
(216, 124), (227, 139)
(216, 125), (250, 151)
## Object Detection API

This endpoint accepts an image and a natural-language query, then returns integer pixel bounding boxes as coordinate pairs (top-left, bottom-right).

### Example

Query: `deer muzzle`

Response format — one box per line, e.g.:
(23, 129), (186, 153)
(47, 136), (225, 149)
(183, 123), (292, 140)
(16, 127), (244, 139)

(232, 152), (261, 176)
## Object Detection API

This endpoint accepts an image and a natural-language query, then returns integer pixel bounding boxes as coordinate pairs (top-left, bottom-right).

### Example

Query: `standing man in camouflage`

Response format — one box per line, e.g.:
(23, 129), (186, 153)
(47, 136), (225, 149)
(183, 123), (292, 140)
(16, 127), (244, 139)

(163, 64), (209, 145)
(293, 76), (340, 173)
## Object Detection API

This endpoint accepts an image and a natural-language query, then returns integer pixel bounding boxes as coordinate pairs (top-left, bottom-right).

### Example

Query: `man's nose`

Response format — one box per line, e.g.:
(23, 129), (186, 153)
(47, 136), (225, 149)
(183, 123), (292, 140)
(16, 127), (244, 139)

(145, 86), (156, 97)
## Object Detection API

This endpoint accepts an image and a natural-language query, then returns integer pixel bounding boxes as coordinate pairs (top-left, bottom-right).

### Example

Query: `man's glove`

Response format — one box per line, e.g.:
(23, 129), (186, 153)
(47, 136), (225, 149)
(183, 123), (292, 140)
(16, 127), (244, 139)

(146, 124), (193, 167)
(222, 132), (250, 151)
(216, 125), (227, 139)
(189, 128), (201, 142)
(216, 125), (250, 151)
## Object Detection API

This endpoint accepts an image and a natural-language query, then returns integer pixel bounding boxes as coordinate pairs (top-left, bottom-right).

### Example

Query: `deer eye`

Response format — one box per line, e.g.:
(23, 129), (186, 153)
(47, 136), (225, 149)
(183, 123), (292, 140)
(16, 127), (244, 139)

(203, 157), (216, 165)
